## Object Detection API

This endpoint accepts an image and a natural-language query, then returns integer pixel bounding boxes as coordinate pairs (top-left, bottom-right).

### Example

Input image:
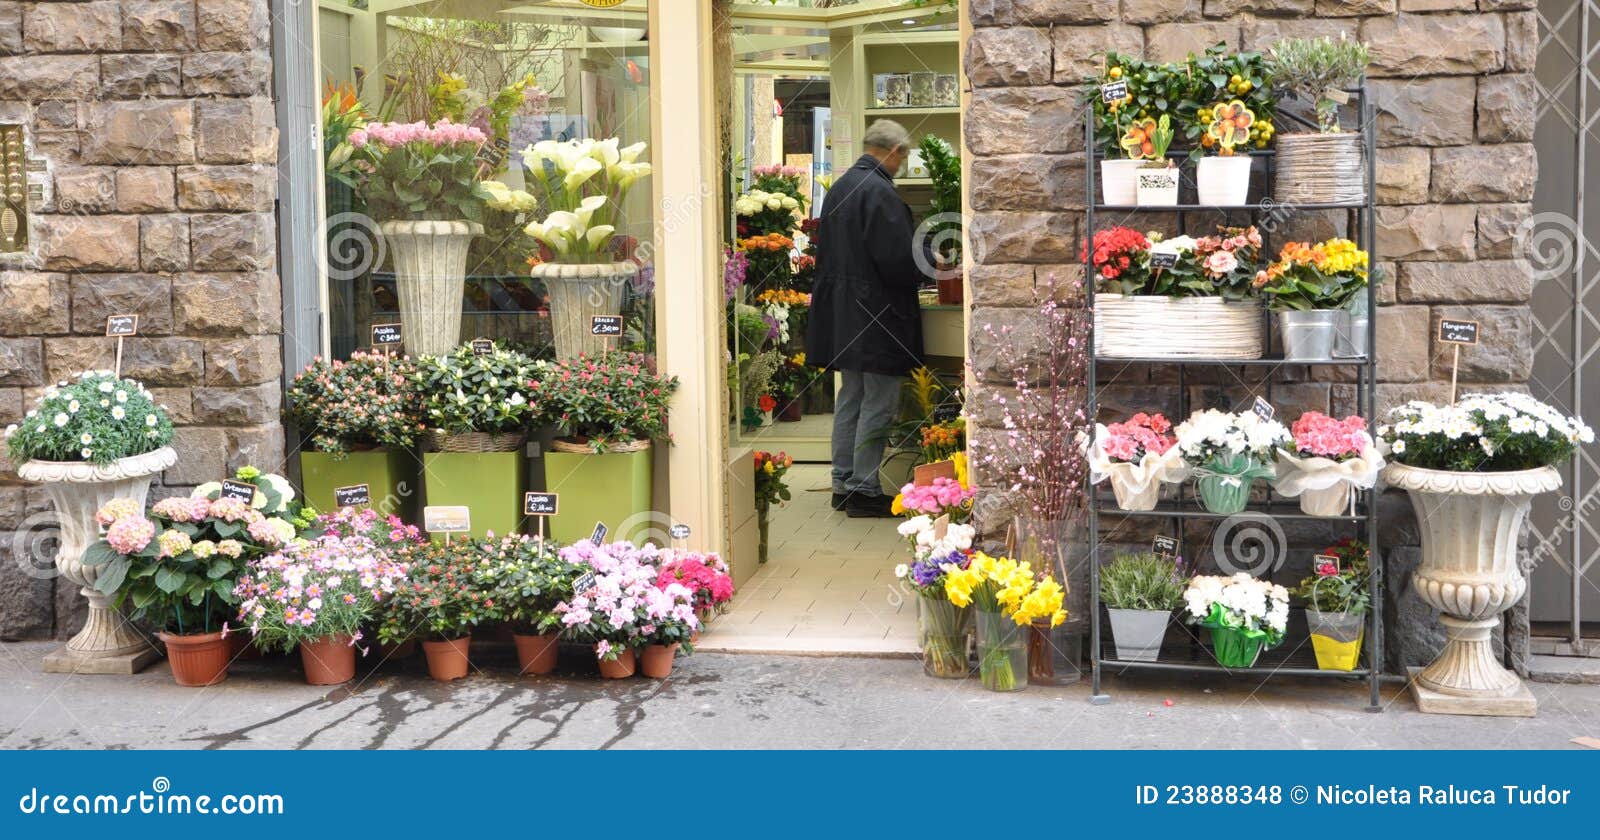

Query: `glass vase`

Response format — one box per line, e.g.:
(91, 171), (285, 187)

(918, 595), (970, 679)
(755, 500), (770, 564)
(1027, 620), (1083, 686)
(975, 609), (1028, 692)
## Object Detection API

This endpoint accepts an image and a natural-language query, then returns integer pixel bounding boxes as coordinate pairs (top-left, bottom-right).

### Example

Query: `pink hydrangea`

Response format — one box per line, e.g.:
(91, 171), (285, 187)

(1291, 412), (1369, 461)
(156, 529), (192, 559)
(105, 516), (156, 555)
(207, 496), (253, 523)
(151, 496), (210, 523)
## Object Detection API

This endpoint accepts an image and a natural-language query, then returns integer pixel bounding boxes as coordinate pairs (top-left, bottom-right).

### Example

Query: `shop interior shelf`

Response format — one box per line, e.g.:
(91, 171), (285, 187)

(1093, 354), (1369, 366)
(1092, 498), (1370, 522)
(1096, 607), (1375, 679)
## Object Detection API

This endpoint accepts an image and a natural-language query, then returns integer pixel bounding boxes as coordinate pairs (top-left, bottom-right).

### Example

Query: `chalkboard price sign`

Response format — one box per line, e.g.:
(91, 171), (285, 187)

(219, 479), (257, 504)
(334, 484), (371, 508)
(670, 523), (691, 540)
(1152, 535), (1179, 561)
(1438, 318), (1480, 345)
(371, 323), (402, 346)
(1252, 395), (1275, 423)
(1149, 251), (1179, 270)
(470, 338), (494, 356)
(590, 315), (624, 336)
(590, 521), (609, 545)
(523, 492), (558, 516)
(1101, 80), (1128, 103)
(105, 314), (139, 337)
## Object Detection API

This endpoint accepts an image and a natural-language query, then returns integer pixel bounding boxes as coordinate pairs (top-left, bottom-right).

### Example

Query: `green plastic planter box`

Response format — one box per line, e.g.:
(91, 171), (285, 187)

(422, 451), (527, 539)
(300, 449), (415, 519)
(543, 447), (652, 545)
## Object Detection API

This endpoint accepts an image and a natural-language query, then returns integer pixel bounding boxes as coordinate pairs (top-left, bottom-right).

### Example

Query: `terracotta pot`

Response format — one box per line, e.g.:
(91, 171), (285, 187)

(596, 646), (636, 679)
(513, 632), (561, 676)
(422, 636), (473, 681)
(936, 275), (964, 305)
(639, 643), (679, 679)
(299, 635), (357, 685)
(158, 630), (230, 687)
(229, 631), (263, 661)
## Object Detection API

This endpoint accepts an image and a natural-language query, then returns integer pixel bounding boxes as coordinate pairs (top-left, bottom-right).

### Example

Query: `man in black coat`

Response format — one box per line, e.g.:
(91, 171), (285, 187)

(806, 119), (926, 518)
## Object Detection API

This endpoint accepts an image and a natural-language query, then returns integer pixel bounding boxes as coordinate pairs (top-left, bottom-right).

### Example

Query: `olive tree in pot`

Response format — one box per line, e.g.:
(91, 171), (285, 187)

(7, 371), (176, 674)
(1099, 552), (1188, 662)
(1269, 35), (1370, 205)
(520, 137), (652, 360)
(1379, 394), (1594, 715)
(354, 120), (490, 357)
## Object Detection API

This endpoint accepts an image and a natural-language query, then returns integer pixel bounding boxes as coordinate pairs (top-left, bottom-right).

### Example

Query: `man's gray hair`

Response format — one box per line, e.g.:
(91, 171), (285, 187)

(863, 119), (910, 152)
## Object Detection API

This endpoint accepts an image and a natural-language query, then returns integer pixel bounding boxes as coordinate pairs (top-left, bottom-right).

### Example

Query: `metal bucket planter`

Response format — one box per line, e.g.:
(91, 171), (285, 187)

(379, 219), (482, 357)
(1275, 132), (1365, 205)
(1107, 607), (1169, 662)
(534, 261), (637, 360)
(1337, 312), (1369, 358)
(1306, 609), (1365, 672)
(1278, 309), (1344, 361)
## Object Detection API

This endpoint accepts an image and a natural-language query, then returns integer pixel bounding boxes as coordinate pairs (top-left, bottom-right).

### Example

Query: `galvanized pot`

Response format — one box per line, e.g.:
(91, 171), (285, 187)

(1278, 309), (1343, 361)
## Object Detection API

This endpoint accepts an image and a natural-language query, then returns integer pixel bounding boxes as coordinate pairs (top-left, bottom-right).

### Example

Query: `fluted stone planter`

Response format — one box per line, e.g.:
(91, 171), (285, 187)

(533, 261), (637, 360)
(379, 219), (482, 357)
(1385, 461), (1562, 717)
(16, 447), (177, 674)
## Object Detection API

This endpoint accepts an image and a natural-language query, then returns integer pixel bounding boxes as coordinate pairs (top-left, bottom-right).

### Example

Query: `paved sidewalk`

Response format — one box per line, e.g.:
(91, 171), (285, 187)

(1, 642), (1596, 749)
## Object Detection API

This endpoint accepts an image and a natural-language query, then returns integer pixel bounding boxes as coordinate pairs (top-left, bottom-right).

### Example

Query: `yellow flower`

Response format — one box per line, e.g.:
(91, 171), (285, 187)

(952, 451), (970, 490)
(890, 494), (905, 515)
(763, 462), (775, 474)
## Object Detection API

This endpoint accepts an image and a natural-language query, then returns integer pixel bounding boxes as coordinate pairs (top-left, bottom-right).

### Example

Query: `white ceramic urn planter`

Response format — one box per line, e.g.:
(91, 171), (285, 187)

(379, 219), (483, 357)
(1384, 461), (1562, 717)
(535, 261), (638, 360)
(16, 447), (177, 674)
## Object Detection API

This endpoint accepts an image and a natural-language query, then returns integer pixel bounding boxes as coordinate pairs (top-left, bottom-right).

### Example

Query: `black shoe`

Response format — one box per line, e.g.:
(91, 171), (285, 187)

(846, 494), (897, 518)
(831, 492), (848, 511)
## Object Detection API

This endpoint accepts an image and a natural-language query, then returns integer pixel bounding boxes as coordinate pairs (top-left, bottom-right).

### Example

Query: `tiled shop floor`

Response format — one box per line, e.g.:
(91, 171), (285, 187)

(697, 464), (918, 656)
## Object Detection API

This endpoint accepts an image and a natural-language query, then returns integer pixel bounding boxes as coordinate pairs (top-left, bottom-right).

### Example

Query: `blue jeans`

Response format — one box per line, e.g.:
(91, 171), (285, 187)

(831, 370), (904, 496)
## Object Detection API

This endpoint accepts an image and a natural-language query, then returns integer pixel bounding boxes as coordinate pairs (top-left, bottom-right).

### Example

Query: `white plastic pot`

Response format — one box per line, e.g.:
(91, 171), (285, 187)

(1099, 159), (1142, 206)
(1196, 155), (1252, 206)
(1134, 164), (1179, 206)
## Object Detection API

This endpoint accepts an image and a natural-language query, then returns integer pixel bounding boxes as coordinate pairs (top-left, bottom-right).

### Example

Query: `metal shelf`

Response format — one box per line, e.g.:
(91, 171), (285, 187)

(1083, 82), (1384, 712)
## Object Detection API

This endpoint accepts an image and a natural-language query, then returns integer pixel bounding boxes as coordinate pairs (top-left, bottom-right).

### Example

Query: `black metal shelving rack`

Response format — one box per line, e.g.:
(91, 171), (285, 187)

(1083, 84), (1384, 712)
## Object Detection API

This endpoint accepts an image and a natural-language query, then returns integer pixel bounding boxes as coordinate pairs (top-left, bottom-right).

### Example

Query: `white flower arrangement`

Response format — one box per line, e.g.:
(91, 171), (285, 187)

(896, 515), (975, 561)
(1183, 573), (1290, 643)
(1378, 393), (1593, 472)
(1173, 409), (1291, 467)
(733, 188), (800, 217)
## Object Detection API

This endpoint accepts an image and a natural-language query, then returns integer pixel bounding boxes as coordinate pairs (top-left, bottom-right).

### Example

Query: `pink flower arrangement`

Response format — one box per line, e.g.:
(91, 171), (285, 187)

(151, 496), (213, 523)
(314, 506), (425, 551)
(656, 550), (734, 611)
(207, 496), (259, 524)
(236, 533), (409, 653)
(1100, 412), (1175, 463)
(753, 164), (806, 179)
(95, 498), (141, 528)
(896, 477), (975, 518)
(105, 516), (155, 554)
(1290, 412), (1370, 461)
(350, 119), (487, 149)
(556, 540), (699, 658)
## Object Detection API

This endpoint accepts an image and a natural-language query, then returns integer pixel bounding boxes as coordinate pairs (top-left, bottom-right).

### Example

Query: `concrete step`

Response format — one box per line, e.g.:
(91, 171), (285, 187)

(1527, 654), (1600, 685)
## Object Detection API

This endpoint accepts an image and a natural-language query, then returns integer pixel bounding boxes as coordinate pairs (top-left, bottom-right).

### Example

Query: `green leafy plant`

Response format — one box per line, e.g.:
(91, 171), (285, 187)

(285, 351), (426, 457)
(1254, 238), (1368, 311)
(413, 343), (543, 436)
(378, 538), (500, 643)
(918, 135), (962, 264)
(1100, 552), (1188, 611)
(527, 351), (680, 451)
(1270, 36), (1369, 133)
(1086, 45), (1276, 158)
(479, 533), (584, 635)
(236, 532), (409, 653)
(5, 371), (174, 466)
(1294, 539), (1370, 615)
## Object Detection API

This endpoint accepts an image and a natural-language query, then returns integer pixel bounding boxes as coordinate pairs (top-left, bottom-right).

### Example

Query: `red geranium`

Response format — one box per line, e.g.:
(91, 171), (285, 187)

(1080, 226), (1150, 281)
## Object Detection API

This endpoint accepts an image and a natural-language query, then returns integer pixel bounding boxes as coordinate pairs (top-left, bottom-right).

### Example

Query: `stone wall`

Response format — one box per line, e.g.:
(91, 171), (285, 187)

(0, 1), (283, 640)
(963, 1), (1538, 672)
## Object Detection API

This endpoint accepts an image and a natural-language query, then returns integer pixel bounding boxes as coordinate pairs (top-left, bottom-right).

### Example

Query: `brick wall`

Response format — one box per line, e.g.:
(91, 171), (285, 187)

(963, 0), (1538, 671)
(0, 0), (283, 640)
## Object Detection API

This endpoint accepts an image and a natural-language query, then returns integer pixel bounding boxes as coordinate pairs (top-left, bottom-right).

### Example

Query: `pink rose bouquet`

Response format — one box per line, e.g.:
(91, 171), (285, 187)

(894, 476), (975, 522)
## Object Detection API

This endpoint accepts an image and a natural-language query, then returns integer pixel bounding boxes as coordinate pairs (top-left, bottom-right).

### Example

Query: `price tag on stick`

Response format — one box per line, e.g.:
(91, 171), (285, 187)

(105, 314), (138, 377)
(1252, 395), (1275, 423)
(470, 337), (494, 356)
(334, 484), (371, 509)
(523, 492), (558, 543)
(590, 315), (624, 337)
(219, 479), (257, 504)
(423, 505), (471, 543)
(590, 521), (608, 545)
(1149, 251), (1179, 270)
(1313, 553), (1341, 574)
(371, 323), (402, 352)
(1438, 318), (1481, 402)
(1152, 535), (1179, 561)
(1100, 80), (1127, 103)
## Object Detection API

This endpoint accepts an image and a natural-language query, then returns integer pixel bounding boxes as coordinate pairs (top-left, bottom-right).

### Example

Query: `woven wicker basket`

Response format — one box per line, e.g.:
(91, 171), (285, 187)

(1274, 132), (1365, 205)
(550, 437), (653, 455)
(1095, 295), (1264, 360)
(429, 430), (527, 453)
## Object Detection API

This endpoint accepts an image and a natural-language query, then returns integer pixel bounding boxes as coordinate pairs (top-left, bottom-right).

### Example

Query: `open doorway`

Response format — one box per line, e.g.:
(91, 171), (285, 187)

(706, 4), (966, 654)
